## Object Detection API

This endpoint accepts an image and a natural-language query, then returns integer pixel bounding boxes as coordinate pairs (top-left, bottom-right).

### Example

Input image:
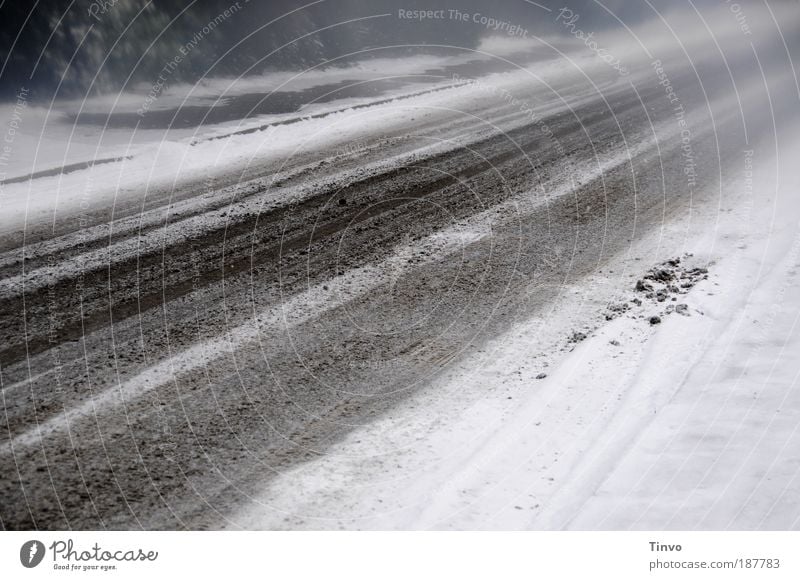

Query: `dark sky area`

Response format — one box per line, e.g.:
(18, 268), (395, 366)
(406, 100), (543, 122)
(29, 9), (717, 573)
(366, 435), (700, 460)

(0, 0), (704, 100)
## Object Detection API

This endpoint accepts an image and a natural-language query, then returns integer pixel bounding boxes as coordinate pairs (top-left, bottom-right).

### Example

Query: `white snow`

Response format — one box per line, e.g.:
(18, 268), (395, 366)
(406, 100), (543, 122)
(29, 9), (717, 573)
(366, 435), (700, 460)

(226, 125), (800, 530)
(4, 1), (781, 235)
(2, 2), (798, 530)
(0, 43), (629, 236)
(0, 49), (542, 187)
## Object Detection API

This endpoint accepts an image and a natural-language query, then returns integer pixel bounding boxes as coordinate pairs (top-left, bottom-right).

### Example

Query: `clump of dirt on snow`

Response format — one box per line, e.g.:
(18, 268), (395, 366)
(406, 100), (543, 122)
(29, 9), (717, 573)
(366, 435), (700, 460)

(560, 255), (710, 353)
(605, 254), (710, 324)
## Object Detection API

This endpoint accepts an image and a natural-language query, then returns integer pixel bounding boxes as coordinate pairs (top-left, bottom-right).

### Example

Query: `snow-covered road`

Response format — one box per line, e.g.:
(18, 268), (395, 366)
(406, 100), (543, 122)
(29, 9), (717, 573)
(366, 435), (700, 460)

(231, 131), (800, 530)
(1, 4), (798, 530)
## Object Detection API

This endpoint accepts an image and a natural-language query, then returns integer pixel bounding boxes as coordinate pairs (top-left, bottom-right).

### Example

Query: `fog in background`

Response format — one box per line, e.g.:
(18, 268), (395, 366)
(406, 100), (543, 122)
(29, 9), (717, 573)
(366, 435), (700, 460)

(0, 0), (769, 100)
